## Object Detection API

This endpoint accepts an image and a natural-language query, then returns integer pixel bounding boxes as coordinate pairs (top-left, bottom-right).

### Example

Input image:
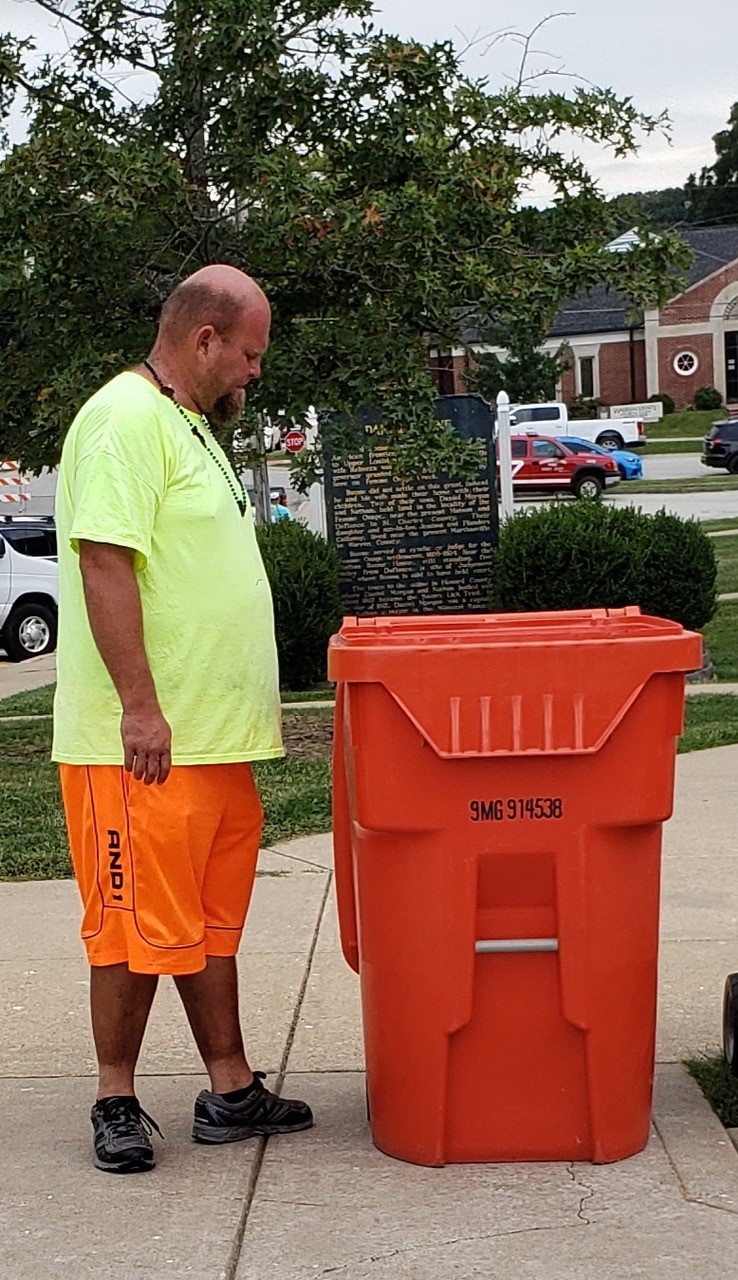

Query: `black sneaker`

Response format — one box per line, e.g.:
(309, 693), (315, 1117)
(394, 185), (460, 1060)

(192, 1072), (313, 1145)
(91, 1096), (162, 1173)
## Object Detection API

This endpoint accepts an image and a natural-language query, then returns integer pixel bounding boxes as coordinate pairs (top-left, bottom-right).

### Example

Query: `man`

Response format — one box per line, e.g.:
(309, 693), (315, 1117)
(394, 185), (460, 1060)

(270, 492), (293, 522)
(52, 264), (312, 1174)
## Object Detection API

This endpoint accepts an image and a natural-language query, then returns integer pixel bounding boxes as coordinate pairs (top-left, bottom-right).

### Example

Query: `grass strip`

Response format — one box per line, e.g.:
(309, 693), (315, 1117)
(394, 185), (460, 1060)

(703, 602), (738, 682)
(646, 409), (723, 440)
(615, 476), (738, 495)
(0, 684), (55, 717)
(685, 1055), (738, 1129)
(703, 519), (738, 533)
(679, 695), (738, 753)
(713, 536), (738, 595)
(280, 686), (335, 703)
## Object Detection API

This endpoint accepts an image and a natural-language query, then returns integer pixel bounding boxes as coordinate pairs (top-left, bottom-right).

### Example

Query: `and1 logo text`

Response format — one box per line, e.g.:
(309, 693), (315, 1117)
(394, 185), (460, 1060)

(108, 829), (124, 901)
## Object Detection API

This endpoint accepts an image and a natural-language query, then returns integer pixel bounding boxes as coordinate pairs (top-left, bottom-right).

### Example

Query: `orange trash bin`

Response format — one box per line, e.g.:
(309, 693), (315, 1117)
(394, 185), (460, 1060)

(328, 608), (701, 1167)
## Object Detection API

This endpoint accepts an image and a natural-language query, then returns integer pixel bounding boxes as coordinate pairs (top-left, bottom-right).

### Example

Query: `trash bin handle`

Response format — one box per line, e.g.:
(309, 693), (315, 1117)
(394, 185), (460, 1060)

(475, 938), (559, 954)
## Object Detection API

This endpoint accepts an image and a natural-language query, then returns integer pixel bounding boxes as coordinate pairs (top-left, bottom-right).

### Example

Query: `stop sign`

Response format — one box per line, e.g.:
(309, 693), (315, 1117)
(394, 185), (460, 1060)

(283, 428), (306, 454)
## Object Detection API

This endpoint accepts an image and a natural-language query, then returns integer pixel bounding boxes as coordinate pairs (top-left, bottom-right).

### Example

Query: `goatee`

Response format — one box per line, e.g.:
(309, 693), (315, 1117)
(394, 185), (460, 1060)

(209, 388), (246, 428)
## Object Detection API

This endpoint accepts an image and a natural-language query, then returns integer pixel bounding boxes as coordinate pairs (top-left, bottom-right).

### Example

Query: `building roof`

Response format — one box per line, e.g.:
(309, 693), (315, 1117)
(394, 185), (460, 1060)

(449, 224), (738, 348)
(549, 283), (637, 337)
(678, 224), (738, 291)
(549, 224), (738, 338)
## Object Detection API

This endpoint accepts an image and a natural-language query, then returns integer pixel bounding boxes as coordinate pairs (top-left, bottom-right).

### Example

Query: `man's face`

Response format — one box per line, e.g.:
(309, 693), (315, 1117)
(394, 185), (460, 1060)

(199, 304), (271, 427)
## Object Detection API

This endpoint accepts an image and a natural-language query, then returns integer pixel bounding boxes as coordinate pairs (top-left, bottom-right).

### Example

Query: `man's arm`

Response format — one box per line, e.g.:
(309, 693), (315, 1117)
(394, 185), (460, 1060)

(79, 540), (171, 785)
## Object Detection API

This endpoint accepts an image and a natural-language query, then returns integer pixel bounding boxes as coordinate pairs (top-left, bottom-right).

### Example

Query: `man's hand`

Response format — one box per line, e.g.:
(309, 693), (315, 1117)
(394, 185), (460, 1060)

(121, 705), (172, 786)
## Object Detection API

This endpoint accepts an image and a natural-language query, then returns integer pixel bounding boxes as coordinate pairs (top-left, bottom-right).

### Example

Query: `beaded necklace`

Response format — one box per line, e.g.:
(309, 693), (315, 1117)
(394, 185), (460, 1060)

(142, 359), (247, 517)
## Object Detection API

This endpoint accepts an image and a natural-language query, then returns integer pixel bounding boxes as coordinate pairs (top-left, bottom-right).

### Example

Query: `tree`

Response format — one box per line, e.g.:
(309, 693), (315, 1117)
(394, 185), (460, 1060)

(607, 187), (689, 232)
(686, 101), (738, 227)
(469, 320), (570, 405)
(0, 2), (690, 482)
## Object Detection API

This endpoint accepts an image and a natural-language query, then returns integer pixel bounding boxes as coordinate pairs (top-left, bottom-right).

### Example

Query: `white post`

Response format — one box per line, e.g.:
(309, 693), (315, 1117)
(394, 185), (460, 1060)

(496, 390), (514, 522)
(307, 481), (327, 536)
(304, 406), (327, 537)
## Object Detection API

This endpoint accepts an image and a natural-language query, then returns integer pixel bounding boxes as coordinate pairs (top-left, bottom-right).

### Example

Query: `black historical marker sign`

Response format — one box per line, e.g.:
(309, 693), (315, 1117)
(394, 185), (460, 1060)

(324, 394), (498, 616)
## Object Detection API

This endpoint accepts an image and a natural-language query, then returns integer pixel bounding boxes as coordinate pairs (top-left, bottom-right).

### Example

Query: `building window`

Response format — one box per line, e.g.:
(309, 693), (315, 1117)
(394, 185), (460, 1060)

(673, 351), (699, 376)
(578, 356), (595, 398)
(432, 353), (456, 396)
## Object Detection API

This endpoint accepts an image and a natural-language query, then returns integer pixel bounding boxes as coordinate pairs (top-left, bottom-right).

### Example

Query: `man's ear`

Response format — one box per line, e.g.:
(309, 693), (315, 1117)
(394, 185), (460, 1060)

(194, 324), (218, 357)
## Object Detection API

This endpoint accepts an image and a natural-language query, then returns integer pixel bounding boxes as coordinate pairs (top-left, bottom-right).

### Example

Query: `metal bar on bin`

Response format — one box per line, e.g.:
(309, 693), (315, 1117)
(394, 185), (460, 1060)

(475, 938), (559, 954)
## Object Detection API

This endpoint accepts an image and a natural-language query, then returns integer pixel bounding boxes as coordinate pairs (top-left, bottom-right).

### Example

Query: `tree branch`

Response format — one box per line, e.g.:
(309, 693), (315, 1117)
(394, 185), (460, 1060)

(25, 0), (159, 73)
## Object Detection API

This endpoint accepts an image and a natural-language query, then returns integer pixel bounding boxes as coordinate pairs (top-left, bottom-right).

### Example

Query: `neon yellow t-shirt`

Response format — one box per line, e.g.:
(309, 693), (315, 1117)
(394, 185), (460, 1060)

(52, 371), (284, 765)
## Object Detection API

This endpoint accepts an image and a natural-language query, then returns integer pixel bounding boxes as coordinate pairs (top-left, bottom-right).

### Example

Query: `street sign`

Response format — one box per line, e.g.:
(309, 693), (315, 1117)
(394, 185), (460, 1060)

(284, 428), (306, 454)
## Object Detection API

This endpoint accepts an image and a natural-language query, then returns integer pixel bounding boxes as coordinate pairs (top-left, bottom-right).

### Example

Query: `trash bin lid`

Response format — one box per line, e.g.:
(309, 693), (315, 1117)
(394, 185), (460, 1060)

(328, 608), (702, 757)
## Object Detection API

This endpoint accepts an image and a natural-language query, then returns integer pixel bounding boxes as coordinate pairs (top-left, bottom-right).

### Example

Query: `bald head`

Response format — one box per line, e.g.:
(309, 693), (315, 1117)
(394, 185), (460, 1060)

(158, 265), (270, 345)
(146, 265), (271, 425)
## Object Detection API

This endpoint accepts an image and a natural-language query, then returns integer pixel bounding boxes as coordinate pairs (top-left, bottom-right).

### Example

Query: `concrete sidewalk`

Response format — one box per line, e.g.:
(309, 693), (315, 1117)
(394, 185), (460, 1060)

(0, 651), (56, 698)
(2, 751), (738, 1276)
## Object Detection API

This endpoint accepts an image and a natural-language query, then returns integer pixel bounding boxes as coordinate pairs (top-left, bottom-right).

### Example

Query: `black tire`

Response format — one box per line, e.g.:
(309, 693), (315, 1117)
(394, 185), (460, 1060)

(572, 472), (604, 500)
(723, 974), (738, 1075)
(596, 431), (624, 452)
(727, 454), (738, 475)
(2, 602), (57, 662)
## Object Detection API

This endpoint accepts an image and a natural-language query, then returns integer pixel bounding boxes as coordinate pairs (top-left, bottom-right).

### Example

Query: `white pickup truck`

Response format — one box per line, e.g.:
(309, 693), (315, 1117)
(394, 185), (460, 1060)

(0, 519), (58, 661)
(508, 402), (646, 451)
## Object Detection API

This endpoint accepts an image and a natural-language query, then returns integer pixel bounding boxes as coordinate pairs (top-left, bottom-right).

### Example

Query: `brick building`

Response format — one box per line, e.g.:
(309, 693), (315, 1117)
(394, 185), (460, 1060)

(430, 225), (738, 409)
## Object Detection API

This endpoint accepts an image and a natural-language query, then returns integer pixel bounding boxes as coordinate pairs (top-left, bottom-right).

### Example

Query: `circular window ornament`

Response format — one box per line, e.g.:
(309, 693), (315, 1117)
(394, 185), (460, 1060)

(673, 351), (699, 376)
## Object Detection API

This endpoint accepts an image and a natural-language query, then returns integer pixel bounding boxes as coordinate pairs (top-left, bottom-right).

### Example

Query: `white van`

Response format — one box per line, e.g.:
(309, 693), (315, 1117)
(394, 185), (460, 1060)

(0, 518), (58, 660)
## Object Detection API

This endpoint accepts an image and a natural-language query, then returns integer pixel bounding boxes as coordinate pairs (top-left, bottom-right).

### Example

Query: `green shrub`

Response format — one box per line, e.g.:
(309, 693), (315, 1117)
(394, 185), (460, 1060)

(256, 521), (342, 690)
(648, 392), (675, 415)
(491, 502), (717, 632)
(693, 386), (723, 411)
(567, 394), (604, 420)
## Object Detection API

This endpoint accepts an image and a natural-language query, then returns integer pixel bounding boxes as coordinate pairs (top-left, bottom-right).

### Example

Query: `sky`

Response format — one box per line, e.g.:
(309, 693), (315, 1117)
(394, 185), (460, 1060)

(0, 0), (735, 198)
(375, 0), (737, 196)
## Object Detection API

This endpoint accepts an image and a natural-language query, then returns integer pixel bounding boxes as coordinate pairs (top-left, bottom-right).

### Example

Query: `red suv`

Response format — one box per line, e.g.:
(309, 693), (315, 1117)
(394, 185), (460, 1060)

(505, 434), (620, 499)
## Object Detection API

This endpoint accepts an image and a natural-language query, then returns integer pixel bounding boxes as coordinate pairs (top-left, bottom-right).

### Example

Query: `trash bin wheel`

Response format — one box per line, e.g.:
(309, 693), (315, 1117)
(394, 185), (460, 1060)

(722, 974), (738, 1074)
(365, 1081), (371, 1122)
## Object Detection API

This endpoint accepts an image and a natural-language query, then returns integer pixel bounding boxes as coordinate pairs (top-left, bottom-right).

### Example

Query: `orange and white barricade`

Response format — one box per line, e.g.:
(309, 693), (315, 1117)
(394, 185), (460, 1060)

(0, 460), (29, 508)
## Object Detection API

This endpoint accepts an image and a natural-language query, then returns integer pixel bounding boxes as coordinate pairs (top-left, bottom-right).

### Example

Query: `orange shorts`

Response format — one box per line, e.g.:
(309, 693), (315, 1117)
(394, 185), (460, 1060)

(60, 763), (263, 976)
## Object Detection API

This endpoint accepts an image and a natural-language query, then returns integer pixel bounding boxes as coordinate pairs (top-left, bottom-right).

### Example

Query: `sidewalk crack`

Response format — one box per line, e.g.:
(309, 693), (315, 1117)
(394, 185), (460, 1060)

(319, 1221), (586, 1275)
(567, 1162), (595, 1225)
(224, 870), (333, 1279)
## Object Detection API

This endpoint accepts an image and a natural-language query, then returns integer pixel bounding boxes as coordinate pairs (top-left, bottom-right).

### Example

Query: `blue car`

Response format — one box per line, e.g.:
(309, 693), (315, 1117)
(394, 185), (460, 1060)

(559, 436), (643, 481)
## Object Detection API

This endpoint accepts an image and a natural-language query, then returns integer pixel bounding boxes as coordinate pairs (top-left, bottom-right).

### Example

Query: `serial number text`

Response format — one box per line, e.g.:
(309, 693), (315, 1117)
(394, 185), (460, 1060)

(469, 798), (564, 822)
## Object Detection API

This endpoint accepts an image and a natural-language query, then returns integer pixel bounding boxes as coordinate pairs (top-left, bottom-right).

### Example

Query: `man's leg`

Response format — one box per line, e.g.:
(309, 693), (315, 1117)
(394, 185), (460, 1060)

(176, 956), (313, 1145)
(178, 764), (313, 1144)
(88, 963), (162, 1174)
(174, 956), (252, 1094)
(90, 963), (159, 1099)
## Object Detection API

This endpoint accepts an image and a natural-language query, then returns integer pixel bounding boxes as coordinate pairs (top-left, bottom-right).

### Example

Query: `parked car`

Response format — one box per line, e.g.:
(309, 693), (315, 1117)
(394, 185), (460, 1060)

(559, 436), (643, 481)
(508, 402), (646, 451)
(702, 419), (738, 473)
(0, 514), (57, 558)
(504, 434), (620, 499)
(0, 518), (58, 660)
